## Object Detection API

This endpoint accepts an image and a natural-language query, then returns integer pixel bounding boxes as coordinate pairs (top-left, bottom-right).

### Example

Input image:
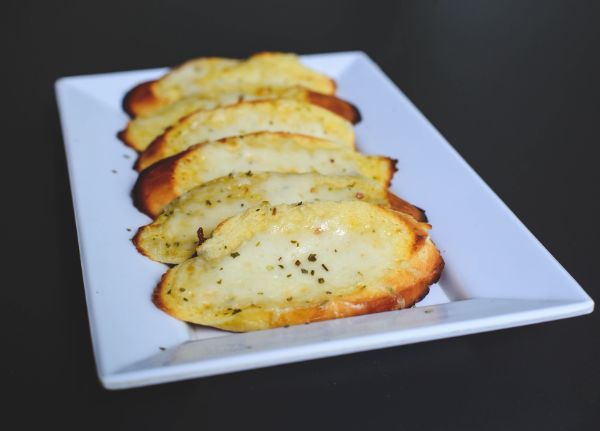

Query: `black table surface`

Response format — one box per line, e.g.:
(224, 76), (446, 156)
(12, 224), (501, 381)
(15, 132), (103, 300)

(6, 1), (599, 429)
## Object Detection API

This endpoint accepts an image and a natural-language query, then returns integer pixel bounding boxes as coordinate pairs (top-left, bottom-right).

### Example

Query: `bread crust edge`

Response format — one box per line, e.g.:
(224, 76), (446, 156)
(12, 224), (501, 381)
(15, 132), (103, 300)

(152, 238), (444, 332)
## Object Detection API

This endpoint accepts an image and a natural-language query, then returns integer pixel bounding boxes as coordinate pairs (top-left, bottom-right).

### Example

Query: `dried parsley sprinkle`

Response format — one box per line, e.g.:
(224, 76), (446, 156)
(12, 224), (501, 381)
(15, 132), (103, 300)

(326, 291), (332, 294)
(286, 296), (293, 302)
(286, 274), (292, 278)
(318, 278), (325, 284)
(183, 298), (189, 302)
(296, 201), (303, 206)
(217, 279), (222, 284)
(321, 264), (329, 271)
(278, 264), (284, 269)
(205, 200), (212, 206)
(294, 260), (301, 266)
(257, 292), (264, 295)
(179, 288), (186, 292)
(246, 170), (253, 176)
(334, 249), (338, 253)
(167, 289), (172, 295)
(301, 268), (308, 274)
(266, 265), (274, 271)
(272, 208), (277, 215)
(232, 308), (242, 315)
(308, 254), (317, 262)
(290, 240), (297, 244)
(230, 252), (240, 258)
(255, 241), (261, 246)
(311, 270), (315, 276)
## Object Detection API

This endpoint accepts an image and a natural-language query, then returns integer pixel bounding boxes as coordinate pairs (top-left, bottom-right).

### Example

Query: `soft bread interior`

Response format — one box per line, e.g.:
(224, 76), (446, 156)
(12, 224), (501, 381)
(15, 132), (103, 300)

(154, 201), (443, 332)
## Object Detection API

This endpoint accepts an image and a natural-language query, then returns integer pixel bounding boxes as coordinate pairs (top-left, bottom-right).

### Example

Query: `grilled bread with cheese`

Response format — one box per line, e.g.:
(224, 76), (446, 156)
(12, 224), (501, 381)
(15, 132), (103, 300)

(153, 201), (444, 331)
(134, 99), (355, 171)
(120, 87), (360, 152)
(133, 132), (396, 217)
(124, 52), (336, 117)
(134, 173), (425, 264)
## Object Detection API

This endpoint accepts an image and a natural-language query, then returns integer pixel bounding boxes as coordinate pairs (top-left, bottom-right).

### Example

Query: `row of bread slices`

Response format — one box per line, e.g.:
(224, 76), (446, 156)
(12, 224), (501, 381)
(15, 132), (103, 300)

(121, 52), (444, 332)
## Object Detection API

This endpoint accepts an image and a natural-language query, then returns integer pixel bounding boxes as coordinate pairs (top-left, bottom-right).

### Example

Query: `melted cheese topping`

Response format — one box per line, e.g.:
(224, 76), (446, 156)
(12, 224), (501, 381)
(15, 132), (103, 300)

(138, 99), (354, 170)
(136, 173), (389, 264)
(126, 87), (329, 151)
(155, 58), (240, 102)
(173, 132), (392, 197)
(158, 201), (427, 331)
(155, 53), (334, 104)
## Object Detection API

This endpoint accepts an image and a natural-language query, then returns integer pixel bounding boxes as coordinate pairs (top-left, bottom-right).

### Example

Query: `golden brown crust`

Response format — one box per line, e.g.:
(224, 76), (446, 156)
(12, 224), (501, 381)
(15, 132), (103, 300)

(152, 271), (172, 314)
(122, 81), (162, 117)
(134, 133), (168, 171)
(385, 158), (398, 188)
(306, 91), (361, 124)
(134, 138), (399, 219)
(119, 92), (361, 152)
(117, 126), (138, 151)
(132, 152), (184, 217)
(388, 192), (427, 222)
(152, 239), (444, 331)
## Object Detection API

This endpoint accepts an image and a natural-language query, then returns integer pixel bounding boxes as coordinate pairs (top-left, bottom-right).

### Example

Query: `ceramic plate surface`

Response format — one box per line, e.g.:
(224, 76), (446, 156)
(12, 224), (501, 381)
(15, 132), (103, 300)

(55, 52), (593, 389)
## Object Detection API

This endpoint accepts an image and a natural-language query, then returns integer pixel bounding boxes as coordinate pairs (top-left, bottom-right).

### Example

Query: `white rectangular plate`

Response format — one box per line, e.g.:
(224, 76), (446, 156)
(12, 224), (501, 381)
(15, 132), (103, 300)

(56, 52), (593, 389)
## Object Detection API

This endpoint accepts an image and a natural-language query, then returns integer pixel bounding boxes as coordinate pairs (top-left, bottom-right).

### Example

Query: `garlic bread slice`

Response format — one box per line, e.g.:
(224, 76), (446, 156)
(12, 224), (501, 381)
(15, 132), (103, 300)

(135, 173), (394, 264)
(124, 52), (336, 117)
(135, 99), (355, 171)
(120, 87), (360, 152)
(133, 132), (396, 217)
(153, 201), (444, 331)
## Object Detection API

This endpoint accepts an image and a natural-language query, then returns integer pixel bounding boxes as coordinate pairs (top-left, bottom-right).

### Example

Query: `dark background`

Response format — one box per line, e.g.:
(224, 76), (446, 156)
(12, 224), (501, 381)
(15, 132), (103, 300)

(4, 0), (599, 429)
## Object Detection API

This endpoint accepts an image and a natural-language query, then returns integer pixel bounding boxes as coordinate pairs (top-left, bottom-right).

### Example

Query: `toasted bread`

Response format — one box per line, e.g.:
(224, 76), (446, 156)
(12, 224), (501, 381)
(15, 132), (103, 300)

(134, 173), (399, 264)
(124, 52), (336, 117)
(134, 99), (355, 171)
(119, 87), (360, 152)
(133, 132), (396, 217)
(153, 201), (444, 331)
